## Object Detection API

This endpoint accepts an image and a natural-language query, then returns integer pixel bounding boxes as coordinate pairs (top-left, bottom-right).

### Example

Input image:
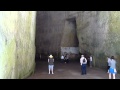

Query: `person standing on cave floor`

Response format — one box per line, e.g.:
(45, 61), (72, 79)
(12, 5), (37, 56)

(108, 56), (117, 79)
(107, 56), (111, 73)
(48, 54), (54, 74)
(80, 55), (87, 75)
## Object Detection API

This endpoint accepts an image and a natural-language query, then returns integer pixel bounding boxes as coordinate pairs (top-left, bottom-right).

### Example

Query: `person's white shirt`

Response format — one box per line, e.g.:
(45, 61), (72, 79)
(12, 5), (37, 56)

(80, 56), (87, 65)
(61, 55), (64, 59)
(90, 56), (92, 61)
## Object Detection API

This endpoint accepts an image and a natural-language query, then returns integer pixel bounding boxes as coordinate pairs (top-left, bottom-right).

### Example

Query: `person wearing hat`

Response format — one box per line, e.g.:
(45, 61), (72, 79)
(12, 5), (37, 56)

(80, 55), (87, 75)
(48, 54), (54, 74)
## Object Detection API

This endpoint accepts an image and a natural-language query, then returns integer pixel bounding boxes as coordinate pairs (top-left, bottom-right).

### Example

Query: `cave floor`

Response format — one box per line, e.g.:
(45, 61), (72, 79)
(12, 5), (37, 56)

(27, 60), (120, 79)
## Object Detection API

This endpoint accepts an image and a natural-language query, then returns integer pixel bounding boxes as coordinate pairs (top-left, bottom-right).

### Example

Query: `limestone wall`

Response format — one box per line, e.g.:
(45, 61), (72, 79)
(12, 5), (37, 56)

(107, 12), (120, 72)
(0, 11), (36, 79)
(77, 11), (120, 72)
(36, 11), (66, 58)
(76, 11), (109, 69)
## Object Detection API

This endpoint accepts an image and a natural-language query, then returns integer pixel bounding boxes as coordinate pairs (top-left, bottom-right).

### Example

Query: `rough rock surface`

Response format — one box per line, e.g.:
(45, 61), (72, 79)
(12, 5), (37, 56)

(0, 11), (36, 79)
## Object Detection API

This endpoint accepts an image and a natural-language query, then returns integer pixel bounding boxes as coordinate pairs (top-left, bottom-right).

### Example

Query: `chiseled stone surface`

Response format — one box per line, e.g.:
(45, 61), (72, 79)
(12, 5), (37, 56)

(76, 11), (120, 72)
(0, 11), (36, 79)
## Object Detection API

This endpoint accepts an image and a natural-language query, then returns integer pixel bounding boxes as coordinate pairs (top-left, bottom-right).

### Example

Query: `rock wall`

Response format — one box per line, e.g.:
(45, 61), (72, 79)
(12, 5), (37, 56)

(36, 11), (65, 59)
(77, 11), (120, 72)
(0, 11), (36, 79)
(76, 11), (109, 69)
(107, 11), (120, 72)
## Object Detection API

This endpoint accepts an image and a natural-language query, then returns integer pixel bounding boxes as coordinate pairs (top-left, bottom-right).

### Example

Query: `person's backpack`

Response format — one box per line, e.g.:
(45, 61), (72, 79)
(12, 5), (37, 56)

(83, 58), (86, 62)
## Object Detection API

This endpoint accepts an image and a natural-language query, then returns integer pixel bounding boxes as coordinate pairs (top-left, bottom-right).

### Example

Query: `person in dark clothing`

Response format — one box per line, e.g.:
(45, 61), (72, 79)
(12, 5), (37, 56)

(66, 54), (69, 63)
(64, 54), (67, 63)
(64, 53), (69, 63)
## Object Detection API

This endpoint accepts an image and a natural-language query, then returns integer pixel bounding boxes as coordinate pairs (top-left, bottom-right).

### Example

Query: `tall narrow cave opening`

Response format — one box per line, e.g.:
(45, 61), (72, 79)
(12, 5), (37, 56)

(61, 17), (80, 61)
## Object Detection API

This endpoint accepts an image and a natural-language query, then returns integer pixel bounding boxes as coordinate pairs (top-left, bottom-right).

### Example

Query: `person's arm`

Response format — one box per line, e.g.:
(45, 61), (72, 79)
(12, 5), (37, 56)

(114, 61), (117, 72)
(48, 59), (49, 63)
(53, 59), (54, 62)
(85, 58), (87, 63)
(91, 57), (93, 61)
(80, 58), (82, 65)
(80, 59), (81, 64)
(115, 61), (117, 69)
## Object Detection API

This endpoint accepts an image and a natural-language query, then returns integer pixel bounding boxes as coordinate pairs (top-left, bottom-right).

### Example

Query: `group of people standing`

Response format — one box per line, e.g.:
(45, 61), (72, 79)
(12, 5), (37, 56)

(80, 55), (117, 79)
(47, 54), (117, 79)
(48, 54), (93, 75)
(61, 53), (69, 63)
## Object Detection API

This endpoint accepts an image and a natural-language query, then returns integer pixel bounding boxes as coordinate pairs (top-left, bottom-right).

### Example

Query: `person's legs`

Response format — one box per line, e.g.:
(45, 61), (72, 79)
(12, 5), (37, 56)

(48, 65), (50, 74)
(107, 66), (110, 73)
(61, 59), (62, 63)
(84, 64), (87, 74)
(65, 59), (67, 63)
(82, 64), (85, 75)
(81, 65), (84, 75)
(51, 65), (54, 74)
(83, 64), (87, 74)
(109, 73), (111, 79)
(113, 74), (115, 79)
(109, 68), (112, 79)
(67, 59), (69, 63)
(90, 61), (92, 67)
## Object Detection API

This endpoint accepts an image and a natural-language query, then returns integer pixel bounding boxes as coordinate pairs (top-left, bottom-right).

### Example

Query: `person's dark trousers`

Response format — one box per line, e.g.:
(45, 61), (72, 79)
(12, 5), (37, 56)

(64, 59), (67, 63)
(61, 59), (64, 63)
(107, 63), (109, 70)
(67, 59), (69, 63)
(81, 64), (87, 75)
(107, 64), (110, 72)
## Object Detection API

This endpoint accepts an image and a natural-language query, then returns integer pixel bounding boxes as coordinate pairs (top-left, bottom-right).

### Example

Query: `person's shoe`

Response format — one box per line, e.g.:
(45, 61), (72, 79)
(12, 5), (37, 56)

(52, 73), (54, 74)
(48, 73), (50, 74)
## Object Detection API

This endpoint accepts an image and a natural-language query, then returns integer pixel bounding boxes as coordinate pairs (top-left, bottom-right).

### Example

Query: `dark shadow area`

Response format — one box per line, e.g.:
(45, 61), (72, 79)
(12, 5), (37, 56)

(35, 11), (49, 62)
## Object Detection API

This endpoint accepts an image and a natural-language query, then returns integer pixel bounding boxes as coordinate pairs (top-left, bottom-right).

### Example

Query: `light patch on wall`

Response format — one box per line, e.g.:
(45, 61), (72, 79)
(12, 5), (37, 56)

(61, 47), (79, 55)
